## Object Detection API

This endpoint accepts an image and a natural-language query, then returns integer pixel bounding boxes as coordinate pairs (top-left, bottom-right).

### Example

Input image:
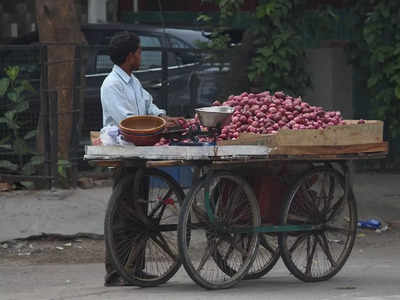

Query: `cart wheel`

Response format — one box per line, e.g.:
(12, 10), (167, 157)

(178, 172), (260, 290)
(210, 180), (279, 280)
(278, 167), (357, 282)
(104, 168), (185, 287)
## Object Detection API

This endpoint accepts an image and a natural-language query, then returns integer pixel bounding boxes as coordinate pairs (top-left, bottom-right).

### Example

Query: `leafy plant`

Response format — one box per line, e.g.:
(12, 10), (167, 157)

(347, 0), (400, 139)
(55, 159), (73, 188)
(197, 0), (336, 97)
(0, 66), (44, 187)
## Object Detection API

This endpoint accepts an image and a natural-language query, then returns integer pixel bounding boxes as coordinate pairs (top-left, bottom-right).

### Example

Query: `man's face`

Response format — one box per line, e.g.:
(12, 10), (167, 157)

(130, 46), (141, 71)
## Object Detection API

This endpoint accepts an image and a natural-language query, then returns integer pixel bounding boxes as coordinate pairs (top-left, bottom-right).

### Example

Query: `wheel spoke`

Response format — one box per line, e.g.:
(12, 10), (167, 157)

(287, 213), (309, 224)
(326, 175), (336, 213)
(230, 208), (251, 224)
(197, 241), (214, 272)
(149, 188), (173, 218)
(213, 180), (225, 217)
(294, 187), (319, 222)
(221, 186), (240, 222)
(319, 172), (328, 200)
(151, 233), (177, 261)
(223, 243), (235, 262)
(228, 235), (248, 257)
(260, 235), (277, 255)
(289, 233), (308, 253)
(305, 235), (317, 276)
(317, 233), (337, 267)
(226, 194), (248, 223)
(124, 234), (147, 272)
(327, 197), (345, 222)
(304, 189), (320, 220)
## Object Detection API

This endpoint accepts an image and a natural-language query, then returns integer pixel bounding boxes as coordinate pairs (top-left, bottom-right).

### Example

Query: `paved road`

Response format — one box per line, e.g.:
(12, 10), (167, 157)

(1, 172), (400, 242)
(1, 241), (399, 300)
(1, 171), (399, 299)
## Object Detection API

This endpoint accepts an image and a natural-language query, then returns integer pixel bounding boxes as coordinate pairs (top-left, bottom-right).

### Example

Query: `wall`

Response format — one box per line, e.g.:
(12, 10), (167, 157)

(304, 47), (353, 119)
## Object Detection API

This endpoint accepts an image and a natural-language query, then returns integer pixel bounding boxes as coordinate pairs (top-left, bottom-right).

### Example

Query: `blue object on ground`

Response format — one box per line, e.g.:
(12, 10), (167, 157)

(357, 218), (381, 229)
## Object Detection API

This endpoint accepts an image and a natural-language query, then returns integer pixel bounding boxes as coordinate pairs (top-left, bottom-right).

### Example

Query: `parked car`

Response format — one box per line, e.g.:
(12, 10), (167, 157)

(1, 23), (227, 138)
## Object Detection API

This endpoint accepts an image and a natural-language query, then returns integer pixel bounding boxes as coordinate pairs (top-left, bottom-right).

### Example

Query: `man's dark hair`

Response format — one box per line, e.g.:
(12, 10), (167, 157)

(109, 31), (140, 65)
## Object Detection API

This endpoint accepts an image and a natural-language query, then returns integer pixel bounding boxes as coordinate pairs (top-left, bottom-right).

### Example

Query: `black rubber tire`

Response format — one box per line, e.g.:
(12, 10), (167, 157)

(104, 168), (185, 287)
(178, 171), (260, 290)
(278, 167), (357, 282)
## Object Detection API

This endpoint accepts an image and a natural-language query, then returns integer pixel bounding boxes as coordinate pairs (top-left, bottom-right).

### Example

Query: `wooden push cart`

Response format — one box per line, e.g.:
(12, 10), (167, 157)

(85, 136), (388, 290)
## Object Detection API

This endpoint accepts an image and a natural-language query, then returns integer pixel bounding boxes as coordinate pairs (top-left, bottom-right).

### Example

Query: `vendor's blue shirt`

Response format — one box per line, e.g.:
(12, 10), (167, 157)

(100, 65), (166, 127)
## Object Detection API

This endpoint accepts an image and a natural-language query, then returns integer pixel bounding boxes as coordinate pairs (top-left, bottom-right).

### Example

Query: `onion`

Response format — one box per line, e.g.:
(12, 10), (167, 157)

(269, 107), (277, 114)
(256, 112), (265, 118)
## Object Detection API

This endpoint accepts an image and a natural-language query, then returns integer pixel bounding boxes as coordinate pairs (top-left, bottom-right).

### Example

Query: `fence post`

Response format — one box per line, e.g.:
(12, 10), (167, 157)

(48, 90), (58, 188)
(39, 44), (52, 189)
(69, 45), (82, 188)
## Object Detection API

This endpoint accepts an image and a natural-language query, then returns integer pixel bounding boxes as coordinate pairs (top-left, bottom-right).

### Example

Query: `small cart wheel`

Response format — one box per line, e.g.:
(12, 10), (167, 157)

(213, 232), (279, 280)
(211, 177), (280, 280)
(105, 168), (184, 287)
(243, 233), (280, 280)
(178, 172), (260, 290)
(278, 167), (357, 282)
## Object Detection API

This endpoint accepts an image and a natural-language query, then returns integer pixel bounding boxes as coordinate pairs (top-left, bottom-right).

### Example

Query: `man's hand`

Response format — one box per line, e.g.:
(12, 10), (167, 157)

(162, 116), (184, 128)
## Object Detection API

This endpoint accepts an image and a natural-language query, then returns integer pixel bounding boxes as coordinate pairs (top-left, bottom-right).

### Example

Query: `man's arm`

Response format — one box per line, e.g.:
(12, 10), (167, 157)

(140, 86), (166, 116)
(101, 83), (137, 126)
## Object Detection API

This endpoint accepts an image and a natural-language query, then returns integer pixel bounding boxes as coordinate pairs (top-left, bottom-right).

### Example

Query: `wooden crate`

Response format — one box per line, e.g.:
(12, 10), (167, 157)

(218, 120), (386, 155)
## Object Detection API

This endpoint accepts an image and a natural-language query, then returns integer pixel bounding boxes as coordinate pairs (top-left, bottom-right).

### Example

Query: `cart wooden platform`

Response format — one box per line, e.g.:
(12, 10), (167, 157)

(85, 141), (388, 290)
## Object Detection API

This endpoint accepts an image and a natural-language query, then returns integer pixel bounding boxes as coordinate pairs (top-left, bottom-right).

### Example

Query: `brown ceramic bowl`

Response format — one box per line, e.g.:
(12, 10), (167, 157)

(120, 130), (163, 146)
(119, 115), (166, 134)
(119, 116), (166, 146)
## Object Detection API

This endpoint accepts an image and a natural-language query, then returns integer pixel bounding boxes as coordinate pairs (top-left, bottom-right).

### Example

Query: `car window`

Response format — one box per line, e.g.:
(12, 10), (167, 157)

(169, 37), (190, 49)
(169, 37), (199, 65)
(140, 35), (161, 47)
(96, 54), (112, 72)
(139, 35), (162, 70)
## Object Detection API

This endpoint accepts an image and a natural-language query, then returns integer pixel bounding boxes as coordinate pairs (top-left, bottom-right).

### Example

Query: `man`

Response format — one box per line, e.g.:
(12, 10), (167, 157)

(101, 31), (179, 286)
(101, 31), (180, 130)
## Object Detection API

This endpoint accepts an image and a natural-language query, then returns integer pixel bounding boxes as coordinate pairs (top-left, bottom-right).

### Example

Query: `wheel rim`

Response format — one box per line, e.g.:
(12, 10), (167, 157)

(179, 174), (260, 288)
(109, 171), (181, 283)
(280, 169), (356, 281)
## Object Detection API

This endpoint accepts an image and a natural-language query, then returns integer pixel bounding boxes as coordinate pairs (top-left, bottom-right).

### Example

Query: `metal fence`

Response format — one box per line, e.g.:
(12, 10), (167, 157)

(0, 43), (229, 188)
(0, 44), (80, 188)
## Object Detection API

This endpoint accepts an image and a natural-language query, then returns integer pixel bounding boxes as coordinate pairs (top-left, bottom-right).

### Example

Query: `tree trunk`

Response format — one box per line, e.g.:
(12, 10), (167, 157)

(35, 0), (87, 160)
(221, 29), (254, 98)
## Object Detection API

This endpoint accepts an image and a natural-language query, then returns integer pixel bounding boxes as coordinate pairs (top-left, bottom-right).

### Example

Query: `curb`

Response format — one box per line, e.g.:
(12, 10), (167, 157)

(389, 220), (400, 229)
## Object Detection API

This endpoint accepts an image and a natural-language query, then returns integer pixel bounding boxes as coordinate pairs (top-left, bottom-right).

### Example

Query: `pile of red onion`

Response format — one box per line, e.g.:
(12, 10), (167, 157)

(218, 91), (346, 140)
(155, 90), (362, 146)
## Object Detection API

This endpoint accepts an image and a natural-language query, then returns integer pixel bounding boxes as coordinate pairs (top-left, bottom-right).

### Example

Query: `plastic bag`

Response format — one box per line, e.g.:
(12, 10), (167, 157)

(99, 125), (119, 146)
(99, 125), (135, 146)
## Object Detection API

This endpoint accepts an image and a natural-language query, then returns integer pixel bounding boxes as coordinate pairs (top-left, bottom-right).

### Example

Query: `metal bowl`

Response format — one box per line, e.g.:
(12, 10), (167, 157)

(195, 106), (234, 128)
